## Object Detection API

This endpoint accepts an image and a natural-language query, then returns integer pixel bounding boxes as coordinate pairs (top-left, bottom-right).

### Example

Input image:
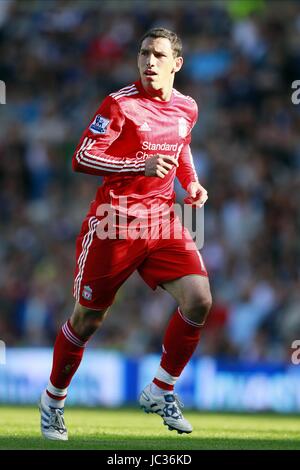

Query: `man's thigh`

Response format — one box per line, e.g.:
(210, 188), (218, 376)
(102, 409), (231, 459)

(73, 216), (147, 310)
(138, 223), (208, 290)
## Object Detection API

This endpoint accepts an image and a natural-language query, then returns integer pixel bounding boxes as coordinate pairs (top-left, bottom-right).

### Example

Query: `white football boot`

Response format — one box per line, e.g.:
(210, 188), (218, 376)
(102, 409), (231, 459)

(39, 391), (68, 441)
(139, 384), (193, 434)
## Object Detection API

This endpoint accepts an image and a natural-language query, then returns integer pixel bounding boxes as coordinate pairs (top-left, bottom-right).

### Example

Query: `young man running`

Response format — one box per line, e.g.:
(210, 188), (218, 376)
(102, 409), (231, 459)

(39, 28), (212, 440)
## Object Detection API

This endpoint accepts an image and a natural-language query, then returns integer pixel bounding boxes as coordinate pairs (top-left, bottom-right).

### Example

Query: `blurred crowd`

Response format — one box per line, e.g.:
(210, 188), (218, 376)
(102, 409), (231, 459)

(0, 0), (299, 363)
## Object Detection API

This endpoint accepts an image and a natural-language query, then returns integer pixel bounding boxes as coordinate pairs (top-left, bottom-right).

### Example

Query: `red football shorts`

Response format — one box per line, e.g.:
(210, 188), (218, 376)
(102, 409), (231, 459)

(73, 215), (208, 310)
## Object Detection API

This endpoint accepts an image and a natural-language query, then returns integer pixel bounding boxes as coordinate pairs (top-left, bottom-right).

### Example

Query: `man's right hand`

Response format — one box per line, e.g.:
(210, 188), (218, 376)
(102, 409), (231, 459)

(144, 154), (179, 179)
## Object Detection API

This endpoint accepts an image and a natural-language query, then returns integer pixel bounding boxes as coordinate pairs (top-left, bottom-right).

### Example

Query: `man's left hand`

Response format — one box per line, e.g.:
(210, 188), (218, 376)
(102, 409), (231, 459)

(184, 182), (208, 207)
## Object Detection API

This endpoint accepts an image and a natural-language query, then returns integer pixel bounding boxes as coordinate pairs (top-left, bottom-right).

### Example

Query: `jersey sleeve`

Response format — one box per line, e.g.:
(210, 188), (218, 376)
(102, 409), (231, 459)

(176, 101), (199, 190)
(176, 144), (199, 190)
(72, 96), (146, 176)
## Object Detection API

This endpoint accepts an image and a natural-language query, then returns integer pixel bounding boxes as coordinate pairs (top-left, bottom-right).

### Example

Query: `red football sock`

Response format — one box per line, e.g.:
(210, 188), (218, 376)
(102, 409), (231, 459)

(153, 308), (202, 391)
(46, 320), (88, 400)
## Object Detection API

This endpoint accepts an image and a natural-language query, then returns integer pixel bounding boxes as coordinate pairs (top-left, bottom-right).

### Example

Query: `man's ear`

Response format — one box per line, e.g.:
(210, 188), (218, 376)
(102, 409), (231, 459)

(173, 56), (183, 73)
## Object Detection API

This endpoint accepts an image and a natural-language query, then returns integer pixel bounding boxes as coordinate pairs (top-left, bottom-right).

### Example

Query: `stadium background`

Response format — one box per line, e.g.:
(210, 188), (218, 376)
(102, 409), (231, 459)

(0, 0), (300, 413)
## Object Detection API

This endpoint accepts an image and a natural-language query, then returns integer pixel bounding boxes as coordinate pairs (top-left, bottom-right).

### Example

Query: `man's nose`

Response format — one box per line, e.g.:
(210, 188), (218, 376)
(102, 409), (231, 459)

(146, 54), (155, 66)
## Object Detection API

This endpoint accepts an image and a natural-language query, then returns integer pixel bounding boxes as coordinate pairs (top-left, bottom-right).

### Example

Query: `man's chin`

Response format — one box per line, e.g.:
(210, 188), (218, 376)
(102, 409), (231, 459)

(142, 80), (160, 91)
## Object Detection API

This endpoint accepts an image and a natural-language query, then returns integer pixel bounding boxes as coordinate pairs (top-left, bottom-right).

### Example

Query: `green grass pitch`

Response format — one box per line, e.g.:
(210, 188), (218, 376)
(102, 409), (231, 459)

(0, 406), (299, 450)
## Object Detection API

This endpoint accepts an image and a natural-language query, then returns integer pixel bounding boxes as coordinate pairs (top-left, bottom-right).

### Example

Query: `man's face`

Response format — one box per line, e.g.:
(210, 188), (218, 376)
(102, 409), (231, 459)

(138, 37), (183, 92)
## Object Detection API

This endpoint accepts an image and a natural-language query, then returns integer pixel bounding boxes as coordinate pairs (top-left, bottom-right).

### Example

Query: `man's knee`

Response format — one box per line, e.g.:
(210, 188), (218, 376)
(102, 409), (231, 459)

(70, 302), (108, 338)
(180, 291), (212, 325)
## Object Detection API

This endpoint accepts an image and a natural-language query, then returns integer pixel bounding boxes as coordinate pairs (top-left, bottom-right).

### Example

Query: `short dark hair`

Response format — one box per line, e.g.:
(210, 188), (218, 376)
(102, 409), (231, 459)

(139, 28), (182, 58)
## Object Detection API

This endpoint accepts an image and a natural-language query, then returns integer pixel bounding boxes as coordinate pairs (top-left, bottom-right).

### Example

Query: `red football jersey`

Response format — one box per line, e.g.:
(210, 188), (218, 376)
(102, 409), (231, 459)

(72, 80), (199, 219)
